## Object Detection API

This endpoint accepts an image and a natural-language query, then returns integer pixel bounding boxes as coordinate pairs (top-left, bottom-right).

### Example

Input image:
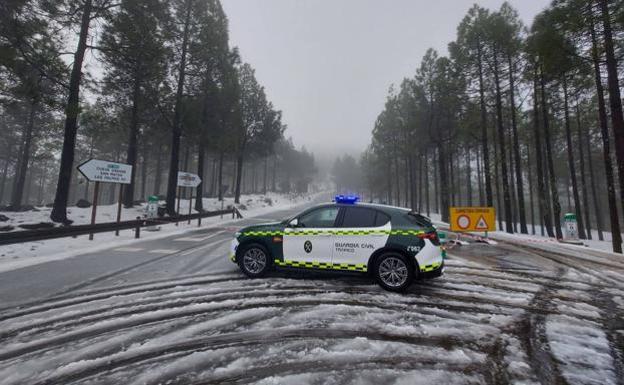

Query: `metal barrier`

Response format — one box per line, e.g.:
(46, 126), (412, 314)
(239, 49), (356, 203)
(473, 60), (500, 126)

(0, 208), (243, 246)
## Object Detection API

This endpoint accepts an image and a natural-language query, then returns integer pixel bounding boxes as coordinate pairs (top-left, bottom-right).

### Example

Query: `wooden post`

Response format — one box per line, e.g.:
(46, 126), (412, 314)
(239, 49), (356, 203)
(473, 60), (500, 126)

(115, 185), (123, 236)
(89, 181), (100, 240)
(188, 192), (192, 224)
(135, 216), (141, 238)
(176, 186), (181, 226)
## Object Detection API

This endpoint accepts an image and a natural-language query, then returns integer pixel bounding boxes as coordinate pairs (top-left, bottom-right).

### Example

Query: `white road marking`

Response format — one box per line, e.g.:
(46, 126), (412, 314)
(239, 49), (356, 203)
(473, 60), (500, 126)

(179, 238), (230, 256)
(148, 249), (179, 254)
(174, 230), (228, 242)
(113, 247), (144, 252)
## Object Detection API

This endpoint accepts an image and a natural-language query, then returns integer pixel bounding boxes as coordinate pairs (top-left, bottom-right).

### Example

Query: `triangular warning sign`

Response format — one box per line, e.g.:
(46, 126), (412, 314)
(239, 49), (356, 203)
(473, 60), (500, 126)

(475, 215), (489, 230)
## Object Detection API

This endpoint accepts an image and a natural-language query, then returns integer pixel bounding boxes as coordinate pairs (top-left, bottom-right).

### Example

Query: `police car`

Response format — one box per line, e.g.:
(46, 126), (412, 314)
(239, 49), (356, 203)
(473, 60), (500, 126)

(230, 195), (444, 291)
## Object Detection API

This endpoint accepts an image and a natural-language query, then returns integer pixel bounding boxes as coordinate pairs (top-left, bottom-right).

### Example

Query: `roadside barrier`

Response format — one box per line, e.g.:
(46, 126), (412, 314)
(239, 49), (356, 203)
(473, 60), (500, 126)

(0, 208), (243, 246)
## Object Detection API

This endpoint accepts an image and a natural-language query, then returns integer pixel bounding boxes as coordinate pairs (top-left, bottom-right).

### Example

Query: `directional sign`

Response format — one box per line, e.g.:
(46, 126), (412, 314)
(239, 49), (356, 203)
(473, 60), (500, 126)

(77, 159), (132, 184)
(450, 207), (496, 232)
(177, 171), (202, 188)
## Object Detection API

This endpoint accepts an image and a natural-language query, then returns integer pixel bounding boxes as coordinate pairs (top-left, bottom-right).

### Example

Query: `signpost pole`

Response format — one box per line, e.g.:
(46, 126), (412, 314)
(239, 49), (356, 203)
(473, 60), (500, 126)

(115, 185), (123, 236)
(89, 182), (100, 240)
(188, 192), (192, 225)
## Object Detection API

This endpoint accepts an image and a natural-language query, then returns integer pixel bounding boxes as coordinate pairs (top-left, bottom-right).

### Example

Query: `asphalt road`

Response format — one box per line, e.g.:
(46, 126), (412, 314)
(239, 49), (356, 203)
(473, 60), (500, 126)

(0, 205), (623, 385)
(0, 203), (310, 309)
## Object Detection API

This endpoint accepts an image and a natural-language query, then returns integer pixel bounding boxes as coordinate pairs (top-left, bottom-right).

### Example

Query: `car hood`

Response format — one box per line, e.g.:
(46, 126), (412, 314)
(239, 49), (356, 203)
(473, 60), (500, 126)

(238, 222), (285, 234)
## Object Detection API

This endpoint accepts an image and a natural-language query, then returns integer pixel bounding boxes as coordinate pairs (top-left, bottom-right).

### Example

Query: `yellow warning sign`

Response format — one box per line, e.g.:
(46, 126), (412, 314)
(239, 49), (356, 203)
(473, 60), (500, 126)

(450, 207), (496, 232)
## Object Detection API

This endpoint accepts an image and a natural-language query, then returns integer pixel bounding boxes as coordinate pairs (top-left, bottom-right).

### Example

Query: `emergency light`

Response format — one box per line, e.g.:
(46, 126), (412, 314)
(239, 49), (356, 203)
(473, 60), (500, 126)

(335, 195), (360, 204)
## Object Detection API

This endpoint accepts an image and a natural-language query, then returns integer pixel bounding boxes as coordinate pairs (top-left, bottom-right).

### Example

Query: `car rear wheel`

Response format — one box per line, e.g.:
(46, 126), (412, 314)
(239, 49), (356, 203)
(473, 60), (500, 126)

(374, 253), (414, 292)
(238, 243), (271, 278)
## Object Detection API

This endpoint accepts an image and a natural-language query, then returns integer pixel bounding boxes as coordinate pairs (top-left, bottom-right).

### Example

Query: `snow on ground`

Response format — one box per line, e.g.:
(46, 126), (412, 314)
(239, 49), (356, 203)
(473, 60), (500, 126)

(1, 252), (622, 384)
(427, 212), (624, 270)
(0, 192), (321, 273)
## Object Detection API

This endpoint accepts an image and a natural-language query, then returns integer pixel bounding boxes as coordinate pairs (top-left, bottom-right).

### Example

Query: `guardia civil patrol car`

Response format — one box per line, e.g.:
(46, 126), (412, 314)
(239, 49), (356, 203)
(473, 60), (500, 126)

(230, 195), (444, 291)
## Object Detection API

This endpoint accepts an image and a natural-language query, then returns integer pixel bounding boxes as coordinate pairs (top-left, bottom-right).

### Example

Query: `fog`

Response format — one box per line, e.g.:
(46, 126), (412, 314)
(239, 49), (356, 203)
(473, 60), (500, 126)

(222, 0), (548, 160)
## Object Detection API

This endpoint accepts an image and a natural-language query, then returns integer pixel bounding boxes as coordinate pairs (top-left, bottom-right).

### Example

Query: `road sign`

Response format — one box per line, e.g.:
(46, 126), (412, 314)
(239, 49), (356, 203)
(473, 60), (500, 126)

(177, 172), (202, 188)
(450, 207), (495, 232)
(78, 159), (132, 184)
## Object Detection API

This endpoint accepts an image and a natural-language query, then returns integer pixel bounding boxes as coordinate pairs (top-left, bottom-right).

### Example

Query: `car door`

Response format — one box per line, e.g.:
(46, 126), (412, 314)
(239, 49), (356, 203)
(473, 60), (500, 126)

(332, 207), (391, 268)
(282, 206), (340, 266)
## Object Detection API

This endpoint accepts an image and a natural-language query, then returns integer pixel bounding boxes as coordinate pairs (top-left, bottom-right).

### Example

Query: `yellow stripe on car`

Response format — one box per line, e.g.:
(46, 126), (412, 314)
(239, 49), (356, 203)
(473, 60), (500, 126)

(274, 259), (367, 272)
(242, 229), (425, 237)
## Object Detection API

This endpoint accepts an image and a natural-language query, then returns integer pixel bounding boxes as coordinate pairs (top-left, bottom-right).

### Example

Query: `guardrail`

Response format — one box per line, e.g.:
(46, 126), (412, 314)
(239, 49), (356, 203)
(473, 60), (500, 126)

(0, 208), (243, 246)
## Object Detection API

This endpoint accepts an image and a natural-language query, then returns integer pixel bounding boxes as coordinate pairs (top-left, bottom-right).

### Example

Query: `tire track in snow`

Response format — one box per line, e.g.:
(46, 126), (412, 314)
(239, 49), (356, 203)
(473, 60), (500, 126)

(27, 328), (472, 385)
(2, 243), (622, 384)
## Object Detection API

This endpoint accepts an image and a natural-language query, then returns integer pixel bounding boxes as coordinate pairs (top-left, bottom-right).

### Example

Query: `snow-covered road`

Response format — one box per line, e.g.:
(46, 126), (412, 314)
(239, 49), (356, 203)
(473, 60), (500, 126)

(0, 208), (623, 384)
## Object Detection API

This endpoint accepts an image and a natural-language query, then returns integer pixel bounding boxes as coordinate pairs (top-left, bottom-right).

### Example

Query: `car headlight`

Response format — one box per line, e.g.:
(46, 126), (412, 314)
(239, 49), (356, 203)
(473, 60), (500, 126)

(234, 232), (241, 238)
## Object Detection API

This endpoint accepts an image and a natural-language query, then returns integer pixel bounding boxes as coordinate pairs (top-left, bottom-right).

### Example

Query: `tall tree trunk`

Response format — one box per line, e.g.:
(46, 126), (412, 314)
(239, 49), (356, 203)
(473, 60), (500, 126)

(438, 143), (450, 223)
(37, 160), (48, 205)
(477, 41), (493, 206)
(210, 156), (217, 197)
(433, 151), (438, 214)
(154, 143), (162, 195)
(575, 103), (592, 240)
(0, 144), (12, 205)
(540, 68), (563, 239)
(466, 147), (473, 206)
(562, 76), (586, 239)
(124, 75), (141, 207)
(234, 153), (243, 204)
(50, 0), (93, 223)
(165, 0), (192, 216)
(394, 154), (400, 206)
(532, 71), (553, 237)
(507, 130), (518, 232)
(195, 143), (204, 211)
(493, 127), (503, 231)
(599, 0), (624, 224)
(11, 98), (36, 209)
(449, 146), (456, 207)
(83, 136), (94, 200)
(424, 149), (430, 216)
(272, 155), (277, 192)
(263, 157), (268, 195)
(476, 145), (484, 205)
(493, 49), (513, 233)
(589, 7), (621, 251)
(585, 126), (604, 241)
(417, 153), (423, 212)
(386, 158), (392, 205)
(508, 55), (527, 233)
(140, 149), (147, 202)
(218, 151), (224, 201)
(527, 142), (536, 235)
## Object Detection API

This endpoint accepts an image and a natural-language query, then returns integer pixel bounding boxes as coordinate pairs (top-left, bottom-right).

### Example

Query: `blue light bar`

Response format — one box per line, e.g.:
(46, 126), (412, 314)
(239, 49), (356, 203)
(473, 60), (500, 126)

(335, 194), (360, 204)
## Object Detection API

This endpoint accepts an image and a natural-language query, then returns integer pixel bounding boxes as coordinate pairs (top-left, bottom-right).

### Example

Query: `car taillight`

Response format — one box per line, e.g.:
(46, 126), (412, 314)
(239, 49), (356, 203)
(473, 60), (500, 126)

(418, 232), (440, 245)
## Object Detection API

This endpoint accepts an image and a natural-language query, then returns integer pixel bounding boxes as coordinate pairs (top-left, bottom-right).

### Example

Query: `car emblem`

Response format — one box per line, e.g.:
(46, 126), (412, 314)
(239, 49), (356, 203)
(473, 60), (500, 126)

(304, 240), (312, 253)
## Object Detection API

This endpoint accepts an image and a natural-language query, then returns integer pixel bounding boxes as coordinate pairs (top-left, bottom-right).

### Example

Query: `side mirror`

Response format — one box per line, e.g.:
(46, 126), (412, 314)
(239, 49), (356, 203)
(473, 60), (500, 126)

(288, 218), (299, 227)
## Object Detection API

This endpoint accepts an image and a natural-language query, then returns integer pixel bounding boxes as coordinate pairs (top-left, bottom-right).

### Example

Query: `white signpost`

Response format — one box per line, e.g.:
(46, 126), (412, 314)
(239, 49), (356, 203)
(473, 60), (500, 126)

(78, 159), (132, 184)
(176, 172), (202, 225)
(77, 159), (133, 240)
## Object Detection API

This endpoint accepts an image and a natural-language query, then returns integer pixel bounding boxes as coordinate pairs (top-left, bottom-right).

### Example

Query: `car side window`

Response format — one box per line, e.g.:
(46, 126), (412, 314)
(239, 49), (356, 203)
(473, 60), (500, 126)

(374, 212), (390, 226)
(340, 207), (378, 228)
(298, 207), (340, 228)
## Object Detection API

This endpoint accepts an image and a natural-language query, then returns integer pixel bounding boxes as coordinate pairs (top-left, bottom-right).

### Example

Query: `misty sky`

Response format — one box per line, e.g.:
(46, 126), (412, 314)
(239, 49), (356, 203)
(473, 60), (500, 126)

(221, 0), (548, 158)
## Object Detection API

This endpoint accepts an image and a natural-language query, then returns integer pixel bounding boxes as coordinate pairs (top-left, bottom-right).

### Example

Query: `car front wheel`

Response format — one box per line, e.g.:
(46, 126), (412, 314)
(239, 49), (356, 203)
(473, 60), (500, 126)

(374, 253), (414, 292)
(238, 243), (271, 278)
